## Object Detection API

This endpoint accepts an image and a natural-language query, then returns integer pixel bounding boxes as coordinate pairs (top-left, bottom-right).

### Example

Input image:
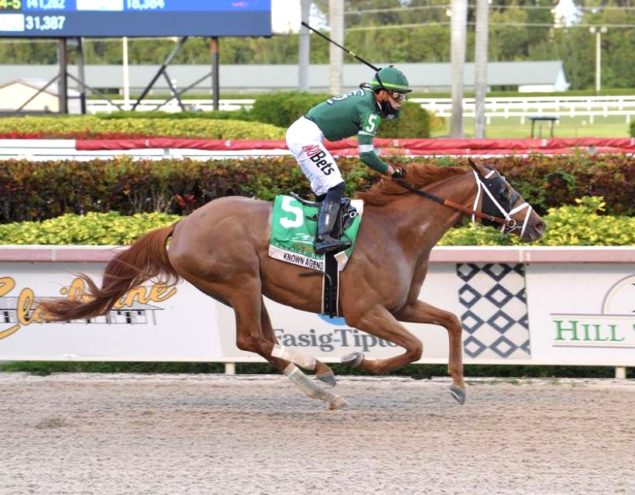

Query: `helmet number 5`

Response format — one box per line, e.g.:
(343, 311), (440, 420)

(364, 114), (379, 133)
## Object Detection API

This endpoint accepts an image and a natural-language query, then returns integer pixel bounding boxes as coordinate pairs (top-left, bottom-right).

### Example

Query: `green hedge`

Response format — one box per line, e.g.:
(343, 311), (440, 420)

(249, 93), (431, 137)
(0, 155), (632, 224)
(249, 92), (326, 128)
(0, 115), (284, 140)
(0, 99), (432, 138)
(0, 211), (180, 245)
(376, 102), (431, 138)
(484, 153), (634, 216)
(631, 119), (635, 137)
(99, 109), (254, 121)
(439, 197), (634, 246)
(1, 197), (632, 246)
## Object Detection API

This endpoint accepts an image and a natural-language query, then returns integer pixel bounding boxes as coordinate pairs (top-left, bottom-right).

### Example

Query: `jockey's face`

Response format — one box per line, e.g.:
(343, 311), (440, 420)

(378, 89), (405, 110)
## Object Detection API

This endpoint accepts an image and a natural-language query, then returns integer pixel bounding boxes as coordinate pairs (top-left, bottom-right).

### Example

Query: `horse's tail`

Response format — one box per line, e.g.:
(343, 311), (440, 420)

(41, 223), (180, 322)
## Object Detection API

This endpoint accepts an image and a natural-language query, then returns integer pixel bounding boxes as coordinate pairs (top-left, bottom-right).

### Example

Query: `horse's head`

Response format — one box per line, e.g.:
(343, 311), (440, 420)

(468, 158), (545, 242)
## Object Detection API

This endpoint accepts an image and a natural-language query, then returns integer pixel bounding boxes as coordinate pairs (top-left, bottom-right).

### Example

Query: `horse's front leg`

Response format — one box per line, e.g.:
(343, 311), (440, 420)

(394, 300), (466, 404)
(344, 305), (423, 374)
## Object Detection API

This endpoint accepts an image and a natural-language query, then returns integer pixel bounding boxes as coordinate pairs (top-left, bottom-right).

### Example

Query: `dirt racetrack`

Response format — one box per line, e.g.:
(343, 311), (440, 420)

(0, 373), (633, 495)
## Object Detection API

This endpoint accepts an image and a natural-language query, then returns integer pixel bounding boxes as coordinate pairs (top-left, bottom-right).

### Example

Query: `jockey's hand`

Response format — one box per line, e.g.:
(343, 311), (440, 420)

(391, 166), (406, 179)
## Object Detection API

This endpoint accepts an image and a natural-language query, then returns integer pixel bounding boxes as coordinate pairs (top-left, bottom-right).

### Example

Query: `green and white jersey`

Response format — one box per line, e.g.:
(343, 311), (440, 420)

(305, 88), (390, 174)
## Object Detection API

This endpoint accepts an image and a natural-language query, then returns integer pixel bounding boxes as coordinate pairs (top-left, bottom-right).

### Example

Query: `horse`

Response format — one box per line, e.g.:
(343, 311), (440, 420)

(40, 159), (545, 410)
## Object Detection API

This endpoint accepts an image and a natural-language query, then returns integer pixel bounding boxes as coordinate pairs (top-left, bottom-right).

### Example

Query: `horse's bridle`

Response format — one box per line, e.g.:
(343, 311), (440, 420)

(393, 164), (533, 237)
(470, 169), (533, 237)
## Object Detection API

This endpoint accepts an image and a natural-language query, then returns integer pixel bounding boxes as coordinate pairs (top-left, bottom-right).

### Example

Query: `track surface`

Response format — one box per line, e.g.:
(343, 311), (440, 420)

(1, 373), (633, 495)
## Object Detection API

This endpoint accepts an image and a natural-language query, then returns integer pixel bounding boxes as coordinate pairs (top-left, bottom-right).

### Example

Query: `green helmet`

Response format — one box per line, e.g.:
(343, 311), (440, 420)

(370, 66), (412, 93)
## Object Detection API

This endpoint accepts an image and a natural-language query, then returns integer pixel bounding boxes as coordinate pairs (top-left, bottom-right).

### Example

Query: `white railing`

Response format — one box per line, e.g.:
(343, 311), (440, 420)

(86, 98), (255, 113)
(411, 95), (635, 124)
(82, 95), (635, 124)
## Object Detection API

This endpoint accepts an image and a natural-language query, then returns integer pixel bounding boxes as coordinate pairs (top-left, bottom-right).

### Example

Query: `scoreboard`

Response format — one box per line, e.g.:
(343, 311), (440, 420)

(0, 0), (272, 37)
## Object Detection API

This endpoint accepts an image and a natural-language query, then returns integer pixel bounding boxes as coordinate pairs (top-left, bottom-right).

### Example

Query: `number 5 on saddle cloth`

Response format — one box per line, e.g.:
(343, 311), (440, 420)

(268, 194), (364, 317)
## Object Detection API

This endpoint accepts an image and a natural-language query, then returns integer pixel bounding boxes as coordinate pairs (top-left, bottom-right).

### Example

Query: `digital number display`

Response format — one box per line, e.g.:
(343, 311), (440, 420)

(126, 0), (165, 10)
(25, 14), (65, 30)
(24, 0), (65, 9)
(0, 0), (22, 11)
(0, 0), (271, 37)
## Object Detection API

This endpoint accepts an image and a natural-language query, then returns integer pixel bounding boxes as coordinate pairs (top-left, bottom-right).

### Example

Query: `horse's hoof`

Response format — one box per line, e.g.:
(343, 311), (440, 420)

(316, 371), (337, 387)
(328, 395), (348, 410)
(450, 385), (467, 405)
(341, 352), (364, 368)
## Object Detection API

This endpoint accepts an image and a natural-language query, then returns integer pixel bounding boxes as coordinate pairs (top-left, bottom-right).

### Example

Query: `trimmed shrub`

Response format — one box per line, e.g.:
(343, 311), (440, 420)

(439, 197), (635, 246)
(0, 100), (435, 140)
(250, 93), (432, 137)
(377, 102), (430, 138)
(0, 115), (283, 140)
(249, 92), (327, 128)
(0, 211), (179, 245)
(0, 155), (632, 224)
(97, 109), (255, 121)
(486, 153), (635, 216)
(2, 197), (631, 246)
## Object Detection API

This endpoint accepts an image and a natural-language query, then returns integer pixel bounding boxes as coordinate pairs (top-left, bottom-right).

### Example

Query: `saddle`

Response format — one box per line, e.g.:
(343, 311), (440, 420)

(269, 193), (364, 318)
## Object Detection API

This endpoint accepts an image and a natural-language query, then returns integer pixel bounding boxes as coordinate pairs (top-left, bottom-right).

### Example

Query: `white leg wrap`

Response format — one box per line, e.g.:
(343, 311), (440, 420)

(272, 345), (317, 371)
(283, 364), (334, 402)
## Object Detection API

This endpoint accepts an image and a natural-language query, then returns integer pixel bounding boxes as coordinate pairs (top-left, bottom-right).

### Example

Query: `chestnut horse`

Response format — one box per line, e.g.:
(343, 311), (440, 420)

(41, 160), (545, 410)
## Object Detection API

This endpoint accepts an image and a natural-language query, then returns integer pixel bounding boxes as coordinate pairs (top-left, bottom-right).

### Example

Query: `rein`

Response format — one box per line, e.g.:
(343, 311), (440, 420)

(393, 177), (512, 228)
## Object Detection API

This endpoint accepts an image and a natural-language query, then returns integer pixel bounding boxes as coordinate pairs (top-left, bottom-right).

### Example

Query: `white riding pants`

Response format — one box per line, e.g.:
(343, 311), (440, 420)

(286, 116), (344, 197)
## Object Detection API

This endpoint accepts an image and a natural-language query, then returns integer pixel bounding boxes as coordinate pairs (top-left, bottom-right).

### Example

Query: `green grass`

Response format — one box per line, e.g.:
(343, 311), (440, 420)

(432, 114), (632, 139)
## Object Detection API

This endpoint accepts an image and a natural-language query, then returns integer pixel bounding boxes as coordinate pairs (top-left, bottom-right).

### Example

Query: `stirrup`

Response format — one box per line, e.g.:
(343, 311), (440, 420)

(290, 192), (321, 207)
(315, 236), (351, 254)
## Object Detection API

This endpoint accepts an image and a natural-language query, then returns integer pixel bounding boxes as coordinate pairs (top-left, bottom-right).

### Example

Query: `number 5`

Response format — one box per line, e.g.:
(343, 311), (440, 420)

(364, 114), (379, 133)
(280, 196), (304, 228)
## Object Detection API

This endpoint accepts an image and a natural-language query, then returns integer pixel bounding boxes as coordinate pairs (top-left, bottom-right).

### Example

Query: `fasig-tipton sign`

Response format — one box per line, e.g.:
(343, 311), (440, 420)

(0, 247), (633, 366)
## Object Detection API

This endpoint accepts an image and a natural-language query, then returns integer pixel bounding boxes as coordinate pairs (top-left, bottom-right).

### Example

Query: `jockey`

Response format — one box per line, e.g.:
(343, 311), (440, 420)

(286, 65), (412, 254)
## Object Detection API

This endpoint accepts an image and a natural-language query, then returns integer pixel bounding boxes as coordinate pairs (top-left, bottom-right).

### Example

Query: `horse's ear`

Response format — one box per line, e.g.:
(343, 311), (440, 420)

(468, 158), (484, 178)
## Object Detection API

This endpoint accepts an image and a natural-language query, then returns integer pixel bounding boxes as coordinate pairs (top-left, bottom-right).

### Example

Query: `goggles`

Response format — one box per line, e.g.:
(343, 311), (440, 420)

(389, 91), (408, 102)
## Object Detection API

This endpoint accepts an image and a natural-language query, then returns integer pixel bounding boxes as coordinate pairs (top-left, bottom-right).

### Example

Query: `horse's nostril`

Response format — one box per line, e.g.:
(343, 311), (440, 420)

(535, 221), (546, 234)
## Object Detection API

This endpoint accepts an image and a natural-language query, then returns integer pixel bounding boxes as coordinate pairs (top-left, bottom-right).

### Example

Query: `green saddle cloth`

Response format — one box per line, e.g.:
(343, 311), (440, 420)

(268, 195), (363, 273)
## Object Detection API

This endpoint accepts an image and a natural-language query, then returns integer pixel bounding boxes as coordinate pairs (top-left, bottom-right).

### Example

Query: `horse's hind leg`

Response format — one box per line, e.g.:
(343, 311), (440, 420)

(231, 286), (346, 410)
(260, 300), (337, 387)
(395, 300), (466, 404)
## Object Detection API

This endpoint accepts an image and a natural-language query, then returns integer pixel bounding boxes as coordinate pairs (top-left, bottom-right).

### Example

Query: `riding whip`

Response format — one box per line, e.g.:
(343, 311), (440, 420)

(301, 21), (380, 71)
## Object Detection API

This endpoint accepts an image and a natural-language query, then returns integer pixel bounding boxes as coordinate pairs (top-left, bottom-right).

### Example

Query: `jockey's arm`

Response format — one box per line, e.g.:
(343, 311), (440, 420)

(358, 133), (394, 176)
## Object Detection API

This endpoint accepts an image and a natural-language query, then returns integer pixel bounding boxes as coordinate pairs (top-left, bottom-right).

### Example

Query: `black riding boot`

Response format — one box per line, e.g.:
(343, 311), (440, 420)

(315, 184), (351, 254)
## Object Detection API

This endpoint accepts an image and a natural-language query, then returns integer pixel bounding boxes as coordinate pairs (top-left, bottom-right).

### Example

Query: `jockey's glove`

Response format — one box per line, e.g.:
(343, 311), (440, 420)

(391, 167), (406, 179)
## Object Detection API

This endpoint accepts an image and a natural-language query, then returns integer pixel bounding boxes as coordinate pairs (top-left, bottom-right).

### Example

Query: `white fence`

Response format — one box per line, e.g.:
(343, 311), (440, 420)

(86, 98), (255, 114)
(414, 95), (635, 124)
(84, 95), (635, 123)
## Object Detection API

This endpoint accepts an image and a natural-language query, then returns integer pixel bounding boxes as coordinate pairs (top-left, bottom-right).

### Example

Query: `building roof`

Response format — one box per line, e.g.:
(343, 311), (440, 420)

(0, 78), (81, 96)
(0, 61), (568, 93)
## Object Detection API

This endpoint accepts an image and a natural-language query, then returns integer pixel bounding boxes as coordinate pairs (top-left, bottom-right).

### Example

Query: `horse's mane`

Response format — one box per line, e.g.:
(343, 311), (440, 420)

(355, 163), (467, 206)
